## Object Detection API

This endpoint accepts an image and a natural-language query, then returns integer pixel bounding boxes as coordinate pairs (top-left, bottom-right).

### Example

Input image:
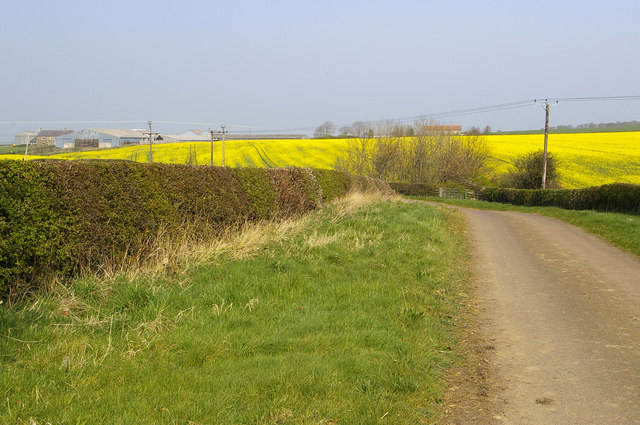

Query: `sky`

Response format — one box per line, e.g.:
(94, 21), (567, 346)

(1, 0), (639, 142)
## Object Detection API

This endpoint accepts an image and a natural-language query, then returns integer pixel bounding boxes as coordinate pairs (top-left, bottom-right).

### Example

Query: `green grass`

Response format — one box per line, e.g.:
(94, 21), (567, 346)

(414, 197), (640, 258)
(0, 197), (469, 424)
(0, 145), (24, 155)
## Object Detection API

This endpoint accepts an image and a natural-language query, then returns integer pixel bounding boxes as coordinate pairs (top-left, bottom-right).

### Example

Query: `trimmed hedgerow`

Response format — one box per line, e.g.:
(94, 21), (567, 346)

(233, 167), (280, 220)
(266, 168), (321, 217)
(311, 168), (351, 202)
(0, 161), (77, 298)
(480, 183), (640, 214)
(44, 161), (177, 269)
(0, 161), (390, 299)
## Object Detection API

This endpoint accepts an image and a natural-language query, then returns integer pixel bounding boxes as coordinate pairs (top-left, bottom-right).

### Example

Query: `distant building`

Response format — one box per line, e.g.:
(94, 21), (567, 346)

(36, 129), (73, 146)
(14, 131), (38, 145)
(422, 125), (462, 135)
(54, 128), (309, 149)
(56, 129), (149, 149)
(178, 130), (308, 141)
(179, 130), (211, 142)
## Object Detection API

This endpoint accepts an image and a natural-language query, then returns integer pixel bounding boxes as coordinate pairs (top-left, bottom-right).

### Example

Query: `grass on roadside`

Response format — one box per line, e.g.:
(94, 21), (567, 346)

(413, 197), (640, 258)
(0, 194), (470, 424)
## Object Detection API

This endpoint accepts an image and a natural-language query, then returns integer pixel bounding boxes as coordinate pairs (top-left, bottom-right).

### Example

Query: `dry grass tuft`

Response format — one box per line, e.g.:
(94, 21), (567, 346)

(304, 230), (342, 249)
(331, 190), (397, 222)
(59, 190), (390, 289)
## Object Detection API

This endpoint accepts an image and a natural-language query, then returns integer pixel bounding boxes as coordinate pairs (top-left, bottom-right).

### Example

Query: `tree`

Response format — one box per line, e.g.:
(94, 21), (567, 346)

(483, 125), (492, 135)
(314, 121), (336, 138)
(501, 150), (559, 189)
(466, 126), (481, 135)
(338, 125), (355, 137)
(335, 120), (489, 186)
(351, 121), (371, 138)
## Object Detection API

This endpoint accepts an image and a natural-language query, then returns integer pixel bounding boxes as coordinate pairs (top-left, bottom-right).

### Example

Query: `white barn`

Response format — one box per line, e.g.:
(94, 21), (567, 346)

(55, 129), (148, 149)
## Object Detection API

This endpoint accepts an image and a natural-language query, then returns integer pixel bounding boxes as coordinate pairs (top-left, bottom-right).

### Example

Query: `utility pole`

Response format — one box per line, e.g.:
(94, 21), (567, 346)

(542, 102), (550, 189)
(220, 124), (227, 166)
(209, 129), (215, 166)
(147, 121), (154, 164)
(23, 132), (31, 161)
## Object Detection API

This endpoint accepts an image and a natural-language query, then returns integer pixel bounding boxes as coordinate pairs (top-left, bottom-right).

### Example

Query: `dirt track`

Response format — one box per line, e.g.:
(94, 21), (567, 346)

(448, 207), (640, 424)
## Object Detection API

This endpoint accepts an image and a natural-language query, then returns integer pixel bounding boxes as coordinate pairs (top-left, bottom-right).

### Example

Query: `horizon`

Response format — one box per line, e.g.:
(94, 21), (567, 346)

(2, 0), (639, 143)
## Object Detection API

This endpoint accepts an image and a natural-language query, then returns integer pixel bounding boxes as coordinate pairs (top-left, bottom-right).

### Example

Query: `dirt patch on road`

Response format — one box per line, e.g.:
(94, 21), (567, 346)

(440, 278), (505, 424)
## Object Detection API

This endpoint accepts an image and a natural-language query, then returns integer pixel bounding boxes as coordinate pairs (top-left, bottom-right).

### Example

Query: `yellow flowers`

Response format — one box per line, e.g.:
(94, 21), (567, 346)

(484, 132), (640, 188)
(38, 139), (351, 169)
(3, 132), (639, 188)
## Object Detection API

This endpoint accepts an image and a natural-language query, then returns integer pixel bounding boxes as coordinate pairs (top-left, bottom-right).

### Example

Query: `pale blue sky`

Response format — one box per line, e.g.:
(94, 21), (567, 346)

(1, 0), (639, 141)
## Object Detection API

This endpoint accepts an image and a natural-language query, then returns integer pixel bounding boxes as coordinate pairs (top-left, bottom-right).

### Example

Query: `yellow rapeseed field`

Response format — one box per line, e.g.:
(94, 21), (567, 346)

(2, 132), (639, 188)
(485, 132), (640, 188)
(43, 139), (351, 169)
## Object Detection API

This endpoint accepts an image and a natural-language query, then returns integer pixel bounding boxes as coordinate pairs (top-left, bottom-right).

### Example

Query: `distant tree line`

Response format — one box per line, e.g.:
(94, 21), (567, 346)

(465, 125), (492, 135)
(573, 120), (639, 129)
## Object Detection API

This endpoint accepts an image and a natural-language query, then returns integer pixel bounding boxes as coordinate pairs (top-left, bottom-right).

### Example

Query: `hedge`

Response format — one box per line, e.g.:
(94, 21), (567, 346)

(0, 160), (391, 299)
(480, 183), (640, 214)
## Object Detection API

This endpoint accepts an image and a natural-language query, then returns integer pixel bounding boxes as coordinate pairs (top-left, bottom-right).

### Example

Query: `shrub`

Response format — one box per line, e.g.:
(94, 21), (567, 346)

(501, 150), (559, 189)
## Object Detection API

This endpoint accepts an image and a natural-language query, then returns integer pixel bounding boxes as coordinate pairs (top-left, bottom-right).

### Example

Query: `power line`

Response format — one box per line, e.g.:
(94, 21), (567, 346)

(536, 95), (640, 103)
(0, 120), (145, 125)
(2, 95), (639, 134)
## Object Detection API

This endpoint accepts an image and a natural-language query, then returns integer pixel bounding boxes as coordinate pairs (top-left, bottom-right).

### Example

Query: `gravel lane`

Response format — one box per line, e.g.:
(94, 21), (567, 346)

(458, 208), (640, 424)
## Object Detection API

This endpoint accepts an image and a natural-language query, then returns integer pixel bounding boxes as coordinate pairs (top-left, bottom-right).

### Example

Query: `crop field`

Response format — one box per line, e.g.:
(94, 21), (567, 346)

(44, 139), (350, 169)
(484, 132), (640, 188)
(2, 131), (639, 188)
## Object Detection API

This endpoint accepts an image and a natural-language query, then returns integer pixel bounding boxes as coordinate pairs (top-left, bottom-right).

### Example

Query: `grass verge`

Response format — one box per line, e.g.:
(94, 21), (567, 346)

(0, 194), (469, 424)
(412, 197), (640, 257)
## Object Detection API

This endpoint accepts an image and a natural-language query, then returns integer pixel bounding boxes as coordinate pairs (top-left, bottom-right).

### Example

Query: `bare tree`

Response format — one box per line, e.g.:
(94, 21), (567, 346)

(338, 125), (353, 137)
(334, 121), (375, 176)
(466, 126), (481, 135)
(335, 120), (489, 186)
(314, 121), (336, 138)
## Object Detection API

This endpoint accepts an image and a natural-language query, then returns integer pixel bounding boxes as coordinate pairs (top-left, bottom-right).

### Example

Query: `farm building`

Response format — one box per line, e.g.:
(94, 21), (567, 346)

(179, 130), (211, 142)
(36, 129), (73, 146)
(178, 130), (308, 141)
(14, 131), (38, 145)
(422, 125), (462, 135)
(55, 129), (152, 149)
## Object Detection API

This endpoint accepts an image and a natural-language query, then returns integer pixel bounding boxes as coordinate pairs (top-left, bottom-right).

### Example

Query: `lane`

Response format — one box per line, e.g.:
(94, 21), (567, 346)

(463, 208), (640, 424)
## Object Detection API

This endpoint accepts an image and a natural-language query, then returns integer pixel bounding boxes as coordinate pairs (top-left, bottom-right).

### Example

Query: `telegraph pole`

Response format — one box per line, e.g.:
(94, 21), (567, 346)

(147, 120), (154, 164)
(220, 124), (227, 166)
(542, 102), (549, 189)
(23, 132), (31, 161)
(209, 129), (215, 166)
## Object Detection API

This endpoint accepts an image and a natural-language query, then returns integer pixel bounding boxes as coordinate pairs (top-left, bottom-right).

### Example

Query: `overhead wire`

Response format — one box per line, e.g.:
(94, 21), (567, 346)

(1, 96), (639, 136)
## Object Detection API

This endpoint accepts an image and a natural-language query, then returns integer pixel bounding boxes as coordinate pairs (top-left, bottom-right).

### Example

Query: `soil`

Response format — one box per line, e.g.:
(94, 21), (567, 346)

(438, 205), (640, 424)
